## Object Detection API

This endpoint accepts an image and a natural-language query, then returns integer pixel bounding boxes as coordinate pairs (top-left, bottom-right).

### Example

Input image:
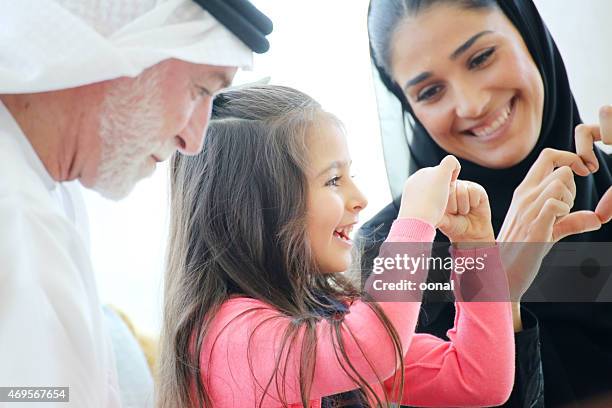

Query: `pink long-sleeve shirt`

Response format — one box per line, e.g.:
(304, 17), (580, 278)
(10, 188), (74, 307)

(199, 218), (514, 407)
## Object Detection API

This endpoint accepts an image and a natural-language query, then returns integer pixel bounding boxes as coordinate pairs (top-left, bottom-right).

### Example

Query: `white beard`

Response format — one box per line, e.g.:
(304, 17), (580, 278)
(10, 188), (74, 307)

(92, 67), (168, 200)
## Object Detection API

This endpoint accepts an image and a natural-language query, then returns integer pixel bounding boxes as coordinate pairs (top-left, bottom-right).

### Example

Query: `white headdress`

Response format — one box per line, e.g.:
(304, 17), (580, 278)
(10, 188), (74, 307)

(0, 0), (262, 93)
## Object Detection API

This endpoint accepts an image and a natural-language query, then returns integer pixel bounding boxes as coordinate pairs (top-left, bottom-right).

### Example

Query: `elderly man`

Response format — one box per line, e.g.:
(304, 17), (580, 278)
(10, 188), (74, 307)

(0, 0), (271, 406)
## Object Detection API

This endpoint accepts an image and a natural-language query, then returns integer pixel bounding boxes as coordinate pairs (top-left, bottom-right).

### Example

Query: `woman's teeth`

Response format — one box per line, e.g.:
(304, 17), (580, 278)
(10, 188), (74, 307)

(472, 101), (512, 138)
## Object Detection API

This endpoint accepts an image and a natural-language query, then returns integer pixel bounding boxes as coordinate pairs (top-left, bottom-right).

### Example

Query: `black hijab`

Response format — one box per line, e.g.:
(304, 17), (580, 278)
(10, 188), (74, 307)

(368, 0), (612, 240)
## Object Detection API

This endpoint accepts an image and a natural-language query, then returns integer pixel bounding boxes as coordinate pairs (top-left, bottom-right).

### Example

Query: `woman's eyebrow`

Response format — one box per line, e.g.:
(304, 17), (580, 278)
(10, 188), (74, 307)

(405, 72), (432, 90)
(404, 30), (494, 90)
(450, 30), (494, 60)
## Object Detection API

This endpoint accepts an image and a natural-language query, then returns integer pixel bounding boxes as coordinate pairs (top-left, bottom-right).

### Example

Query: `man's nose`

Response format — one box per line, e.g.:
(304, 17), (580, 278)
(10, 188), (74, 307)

(175, 97), (213, 156)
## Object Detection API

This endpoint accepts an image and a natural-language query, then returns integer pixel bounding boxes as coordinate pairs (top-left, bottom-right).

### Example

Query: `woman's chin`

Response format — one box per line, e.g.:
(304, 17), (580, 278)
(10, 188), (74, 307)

(457, 137), (534, 168)
(470, 148), (533, 169)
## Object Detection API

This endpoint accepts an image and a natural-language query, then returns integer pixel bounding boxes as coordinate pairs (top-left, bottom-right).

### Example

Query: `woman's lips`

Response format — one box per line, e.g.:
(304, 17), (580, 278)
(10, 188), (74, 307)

(462, 97), (516, 142)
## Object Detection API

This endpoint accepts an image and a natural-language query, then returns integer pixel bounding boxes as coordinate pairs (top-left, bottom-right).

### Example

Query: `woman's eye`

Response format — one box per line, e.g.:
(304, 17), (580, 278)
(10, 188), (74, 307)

(325, 176), (341, 187)
(468, 47), (496, 69)
(416, 84), (443, 102)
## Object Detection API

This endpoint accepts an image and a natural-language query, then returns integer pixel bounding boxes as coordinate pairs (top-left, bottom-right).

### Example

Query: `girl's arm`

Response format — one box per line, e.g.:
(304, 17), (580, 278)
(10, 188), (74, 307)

(384, 244), (515, 407)
(201, 218), (434, 407)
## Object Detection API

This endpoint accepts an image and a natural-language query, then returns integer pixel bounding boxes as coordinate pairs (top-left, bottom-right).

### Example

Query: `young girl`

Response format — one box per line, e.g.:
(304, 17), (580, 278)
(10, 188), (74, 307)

(157, 85), (514, 407)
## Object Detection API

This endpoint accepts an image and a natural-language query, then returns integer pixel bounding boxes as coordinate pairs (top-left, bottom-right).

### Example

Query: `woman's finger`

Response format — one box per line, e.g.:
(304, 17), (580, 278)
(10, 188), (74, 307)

(599, 105), (612, 144)
(540, 165), (577, 199)
(524, 178), (574, 225)
(574, 124), (601, 173)
(530, 198), (570, 242)
(553, 211), (602, 241)
(525, 148), (591, 184)
(595, 186), (612, 223)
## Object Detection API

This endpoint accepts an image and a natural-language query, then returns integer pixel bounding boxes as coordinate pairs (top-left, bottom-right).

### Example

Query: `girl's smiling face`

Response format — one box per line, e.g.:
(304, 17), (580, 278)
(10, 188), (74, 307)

(305, 118), (368, 273)
(390, 4), (544, 169)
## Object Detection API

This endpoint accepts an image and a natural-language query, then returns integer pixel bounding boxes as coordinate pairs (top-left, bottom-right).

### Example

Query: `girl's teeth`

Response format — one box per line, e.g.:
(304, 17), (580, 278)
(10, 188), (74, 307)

(334, 229), (351, 241)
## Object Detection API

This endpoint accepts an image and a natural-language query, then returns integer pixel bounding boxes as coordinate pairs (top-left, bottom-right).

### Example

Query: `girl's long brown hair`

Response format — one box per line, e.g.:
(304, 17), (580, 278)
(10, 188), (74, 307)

(157, 85), (405, 407)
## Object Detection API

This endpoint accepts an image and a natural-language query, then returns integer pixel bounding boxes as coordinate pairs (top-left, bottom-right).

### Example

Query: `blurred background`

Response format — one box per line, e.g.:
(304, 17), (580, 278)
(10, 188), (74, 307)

(83, 0), (612, 336)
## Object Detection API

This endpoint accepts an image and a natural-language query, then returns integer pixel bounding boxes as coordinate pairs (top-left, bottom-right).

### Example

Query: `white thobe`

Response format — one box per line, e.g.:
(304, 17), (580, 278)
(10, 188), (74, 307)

(0, 102), (121, 407)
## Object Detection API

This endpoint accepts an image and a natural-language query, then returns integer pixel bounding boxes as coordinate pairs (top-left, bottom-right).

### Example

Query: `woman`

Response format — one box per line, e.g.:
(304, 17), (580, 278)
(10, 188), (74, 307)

(362, 0), (612, 407)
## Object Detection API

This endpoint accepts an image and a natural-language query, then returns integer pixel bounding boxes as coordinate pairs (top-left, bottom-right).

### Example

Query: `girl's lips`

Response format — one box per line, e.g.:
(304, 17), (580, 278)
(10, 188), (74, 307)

(333, 223), (356, 246)
(333, 231), (353, 246)
(334, 222), (357, 238)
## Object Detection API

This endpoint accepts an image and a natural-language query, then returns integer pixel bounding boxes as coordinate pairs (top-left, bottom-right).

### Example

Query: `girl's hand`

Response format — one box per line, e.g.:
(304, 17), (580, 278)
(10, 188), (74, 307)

(574, 105), (612, 223)
(438, 180), (494, 245)
(398, 155), (460, 226)
(498, 148), (603, 300)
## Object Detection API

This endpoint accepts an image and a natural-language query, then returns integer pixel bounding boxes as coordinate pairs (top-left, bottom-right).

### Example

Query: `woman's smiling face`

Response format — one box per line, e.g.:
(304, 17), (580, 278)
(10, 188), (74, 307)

(390, 3), (544, 169)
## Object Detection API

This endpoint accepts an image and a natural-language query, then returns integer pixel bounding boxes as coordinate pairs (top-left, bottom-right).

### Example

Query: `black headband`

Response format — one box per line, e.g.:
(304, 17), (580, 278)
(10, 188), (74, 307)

(193, 0), (273, 54)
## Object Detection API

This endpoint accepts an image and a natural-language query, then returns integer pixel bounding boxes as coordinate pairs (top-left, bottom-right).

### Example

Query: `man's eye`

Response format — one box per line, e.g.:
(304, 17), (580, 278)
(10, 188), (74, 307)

(468, 47), (496, 69)
(325, 176), (341, 187)
(416, 85), (443, 102)
(198, 86), (213, 97)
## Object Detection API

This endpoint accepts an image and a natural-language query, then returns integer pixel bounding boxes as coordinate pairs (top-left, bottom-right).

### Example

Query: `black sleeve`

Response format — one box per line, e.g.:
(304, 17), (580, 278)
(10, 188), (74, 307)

(497, 306), (545, 408)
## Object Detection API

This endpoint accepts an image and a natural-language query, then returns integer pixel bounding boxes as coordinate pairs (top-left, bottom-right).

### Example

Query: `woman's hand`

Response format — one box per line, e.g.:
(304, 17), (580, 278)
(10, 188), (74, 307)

(398, 155), (460, 225)
(573, 104), (612, 223)
(497, 148), (602, 301)
(500, 148), (601, 242)
(438, 180), (495, 245)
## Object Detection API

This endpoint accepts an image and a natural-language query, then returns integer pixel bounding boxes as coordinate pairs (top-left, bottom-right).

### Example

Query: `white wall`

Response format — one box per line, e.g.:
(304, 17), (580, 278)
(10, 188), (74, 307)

(534, 0), (612, 126)
(87, 1), (612, 335)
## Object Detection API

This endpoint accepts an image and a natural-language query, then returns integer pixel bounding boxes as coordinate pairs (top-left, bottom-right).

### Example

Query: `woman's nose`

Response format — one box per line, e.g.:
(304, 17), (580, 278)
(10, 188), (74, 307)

(453, 82), (491, 119)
